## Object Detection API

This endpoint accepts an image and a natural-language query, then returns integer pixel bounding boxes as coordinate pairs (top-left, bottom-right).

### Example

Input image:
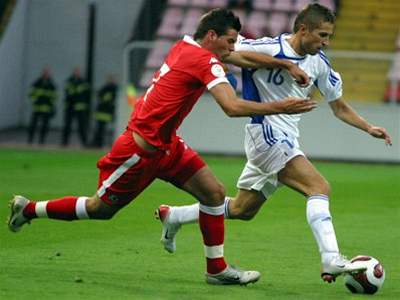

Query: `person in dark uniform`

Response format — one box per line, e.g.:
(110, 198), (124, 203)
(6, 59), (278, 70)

(27, 68), (57, 144)
(91, 75), (118, 148)
(61, 67), (90, 146)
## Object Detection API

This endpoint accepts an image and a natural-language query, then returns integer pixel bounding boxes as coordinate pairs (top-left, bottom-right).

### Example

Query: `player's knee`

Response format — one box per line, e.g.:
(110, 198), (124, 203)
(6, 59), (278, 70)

(86, 196), (118, 220)
(319, 178), (331, 196)
(206, 183), (226, 205)
(308, 177), (331, 197)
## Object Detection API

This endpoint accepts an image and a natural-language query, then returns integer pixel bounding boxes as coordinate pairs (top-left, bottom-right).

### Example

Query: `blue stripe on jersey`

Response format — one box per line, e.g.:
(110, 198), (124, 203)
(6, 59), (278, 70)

(318, 51), (332, 67)
(241, 68), (264, 124)
(319, 50), (328, 59)
(328, 71), (339, 86)
(319, 51), (340, 86)
(274, 53), (305, 60)
(329, 70), (339, 81)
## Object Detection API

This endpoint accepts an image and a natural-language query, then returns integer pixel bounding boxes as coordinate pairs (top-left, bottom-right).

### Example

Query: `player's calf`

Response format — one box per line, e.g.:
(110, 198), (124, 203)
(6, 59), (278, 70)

(8, 195), (93, 229)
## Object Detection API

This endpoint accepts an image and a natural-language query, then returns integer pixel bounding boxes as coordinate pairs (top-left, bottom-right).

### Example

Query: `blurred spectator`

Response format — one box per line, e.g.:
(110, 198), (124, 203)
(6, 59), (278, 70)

(228, 0), (256, 38)
(126, 83), (137, 109)
(27, 68), (57, 144)
(384, 29), (400, 104)
(383, 77), (400, 104)
(61, 67), (90, 146)
(228, 0), (253, 12)
(91, 75), (118, 148)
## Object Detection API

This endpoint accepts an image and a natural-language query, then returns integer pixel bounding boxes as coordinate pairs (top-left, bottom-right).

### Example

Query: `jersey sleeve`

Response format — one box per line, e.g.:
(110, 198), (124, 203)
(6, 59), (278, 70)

(235, 36), (276, 56)
(315, 52), (343, 102)
(193, 54), (229, 90)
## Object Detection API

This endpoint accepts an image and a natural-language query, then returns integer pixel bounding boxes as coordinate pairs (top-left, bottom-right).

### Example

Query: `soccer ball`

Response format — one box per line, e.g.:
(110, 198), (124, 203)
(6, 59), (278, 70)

(344, 255), (385, 295)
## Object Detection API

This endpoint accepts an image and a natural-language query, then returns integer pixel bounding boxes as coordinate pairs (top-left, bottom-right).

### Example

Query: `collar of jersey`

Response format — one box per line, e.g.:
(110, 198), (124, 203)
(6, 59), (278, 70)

(183, 35), (201, 48)
(279, 33), (307, 60)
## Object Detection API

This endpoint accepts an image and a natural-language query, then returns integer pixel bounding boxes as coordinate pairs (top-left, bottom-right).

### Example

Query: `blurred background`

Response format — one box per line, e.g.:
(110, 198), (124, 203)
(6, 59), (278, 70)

(0, 0), (399, 162)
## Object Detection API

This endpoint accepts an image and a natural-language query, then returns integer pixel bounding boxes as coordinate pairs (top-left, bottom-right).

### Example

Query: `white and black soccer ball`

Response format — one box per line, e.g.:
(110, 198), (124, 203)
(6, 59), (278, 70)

(344, 255), (385, 295)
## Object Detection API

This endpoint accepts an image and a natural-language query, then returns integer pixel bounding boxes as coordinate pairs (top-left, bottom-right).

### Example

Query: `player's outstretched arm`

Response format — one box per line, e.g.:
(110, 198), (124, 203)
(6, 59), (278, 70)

(223, 51), (310, 87)
(209, 82), (317, 117)
(329, 98), (392, 146)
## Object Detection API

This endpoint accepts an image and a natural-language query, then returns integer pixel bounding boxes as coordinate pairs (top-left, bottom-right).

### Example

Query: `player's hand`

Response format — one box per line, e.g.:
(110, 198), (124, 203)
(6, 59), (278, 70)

(287, 63), (310, 87)
(279, 97), (317, 114)
(367, 126), (392, 146)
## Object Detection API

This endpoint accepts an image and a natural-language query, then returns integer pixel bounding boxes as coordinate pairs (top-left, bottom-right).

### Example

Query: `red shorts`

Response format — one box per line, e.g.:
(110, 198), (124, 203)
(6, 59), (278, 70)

(96, 130), (205, 207)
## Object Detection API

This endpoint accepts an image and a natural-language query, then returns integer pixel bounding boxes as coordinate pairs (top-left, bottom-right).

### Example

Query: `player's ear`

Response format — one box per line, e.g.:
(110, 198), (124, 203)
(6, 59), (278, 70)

(207, 30), (218, 41)
(299, 24), (308, 35)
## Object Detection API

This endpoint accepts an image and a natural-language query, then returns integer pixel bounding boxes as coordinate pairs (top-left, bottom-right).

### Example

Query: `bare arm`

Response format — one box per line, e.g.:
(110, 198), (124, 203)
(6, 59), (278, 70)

(209, 82), (317, 117)
(329, 98), (392, 146)
(223, 51), (310, 87)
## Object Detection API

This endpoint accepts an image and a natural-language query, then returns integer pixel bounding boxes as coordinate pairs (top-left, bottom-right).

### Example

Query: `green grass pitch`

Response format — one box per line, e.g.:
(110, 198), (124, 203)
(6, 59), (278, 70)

(0, 148), (399, 299)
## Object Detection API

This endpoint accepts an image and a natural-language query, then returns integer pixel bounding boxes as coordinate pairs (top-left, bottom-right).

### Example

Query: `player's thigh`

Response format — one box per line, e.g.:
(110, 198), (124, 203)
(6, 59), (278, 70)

(278, 155), (330, 196)
(229, 189), (266, 220)
(158, 138), (224, 206)
(181, 166), (225, 206)
(96, 131), (159, 207)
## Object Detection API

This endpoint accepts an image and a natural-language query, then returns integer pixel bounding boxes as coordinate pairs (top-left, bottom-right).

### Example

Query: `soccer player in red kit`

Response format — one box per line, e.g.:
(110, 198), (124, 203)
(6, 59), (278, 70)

(8, 9), (316, 285)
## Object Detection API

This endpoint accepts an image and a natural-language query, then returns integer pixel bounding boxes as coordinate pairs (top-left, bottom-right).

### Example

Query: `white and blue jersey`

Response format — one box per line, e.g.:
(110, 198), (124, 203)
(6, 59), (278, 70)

(235, 34), (343, 198)
(236, 33), (343, 139)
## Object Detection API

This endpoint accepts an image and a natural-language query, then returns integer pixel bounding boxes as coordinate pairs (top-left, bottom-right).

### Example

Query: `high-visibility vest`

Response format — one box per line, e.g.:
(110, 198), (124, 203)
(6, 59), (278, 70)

(94, 83), (118, 122)
(29, 78), (57, 114)
(126, 84), (137, 109)
(64, 77), (90, 111)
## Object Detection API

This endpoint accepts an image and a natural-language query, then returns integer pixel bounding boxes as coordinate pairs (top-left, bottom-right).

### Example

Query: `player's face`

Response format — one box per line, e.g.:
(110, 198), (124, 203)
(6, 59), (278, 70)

(301, 22), (334, 55)
(211, 28), (238, 59)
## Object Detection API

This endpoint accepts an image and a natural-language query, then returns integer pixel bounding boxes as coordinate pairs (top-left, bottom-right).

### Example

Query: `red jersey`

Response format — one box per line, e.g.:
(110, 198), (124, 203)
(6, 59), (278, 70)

(128, 35), (229, 149)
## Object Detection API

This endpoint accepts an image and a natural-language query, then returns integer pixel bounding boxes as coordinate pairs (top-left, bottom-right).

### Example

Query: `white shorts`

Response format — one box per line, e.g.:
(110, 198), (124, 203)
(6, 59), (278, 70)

(237, 124), (305, 198)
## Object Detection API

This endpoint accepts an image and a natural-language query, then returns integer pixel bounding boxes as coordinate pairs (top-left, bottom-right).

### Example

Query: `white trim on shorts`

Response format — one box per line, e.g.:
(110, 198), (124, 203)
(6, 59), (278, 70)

(97, 154), (141, 197)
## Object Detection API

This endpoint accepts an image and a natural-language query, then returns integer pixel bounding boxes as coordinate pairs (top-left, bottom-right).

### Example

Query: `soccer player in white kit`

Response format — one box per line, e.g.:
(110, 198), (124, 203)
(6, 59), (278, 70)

(156, 4), (392, 283)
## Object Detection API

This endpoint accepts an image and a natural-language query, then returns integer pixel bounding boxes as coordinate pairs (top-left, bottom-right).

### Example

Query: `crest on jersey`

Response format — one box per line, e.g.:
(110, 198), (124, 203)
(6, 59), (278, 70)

(211, 64), (225, 78)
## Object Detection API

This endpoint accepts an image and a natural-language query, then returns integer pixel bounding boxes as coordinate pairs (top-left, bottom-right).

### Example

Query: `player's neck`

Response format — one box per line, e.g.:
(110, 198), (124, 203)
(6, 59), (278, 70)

(197, 39), (214, 55)
(287, 34), (306, 56)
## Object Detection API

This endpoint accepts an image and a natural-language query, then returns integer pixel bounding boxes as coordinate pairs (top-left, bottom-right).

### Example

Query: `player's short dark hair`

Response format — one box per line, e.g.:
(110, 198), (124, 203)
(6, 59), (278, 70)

(194, 8), (241, 40)
(293, 3), (336, 33)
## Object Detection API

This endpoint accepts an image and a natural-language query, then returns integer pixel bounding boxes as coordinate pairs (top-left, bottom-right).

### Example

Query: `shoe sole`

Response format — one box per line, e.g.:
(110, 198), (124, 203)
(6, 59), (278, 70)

(8, 196), (21, 232)
(206, 276), (260, 286)
(7, 196), (29, 233)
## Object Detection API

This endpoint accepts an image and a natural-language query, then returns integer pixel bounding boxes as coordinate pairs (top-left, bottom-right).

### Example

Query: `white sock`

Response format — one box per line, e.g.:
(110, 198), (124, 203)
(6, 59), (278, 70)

(223, 197), (231, 219)
(169, 203), (199, 225)
(306, 195), (339, 264)
(169, 197), (232, 224)
(75, 196), (90, 219)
